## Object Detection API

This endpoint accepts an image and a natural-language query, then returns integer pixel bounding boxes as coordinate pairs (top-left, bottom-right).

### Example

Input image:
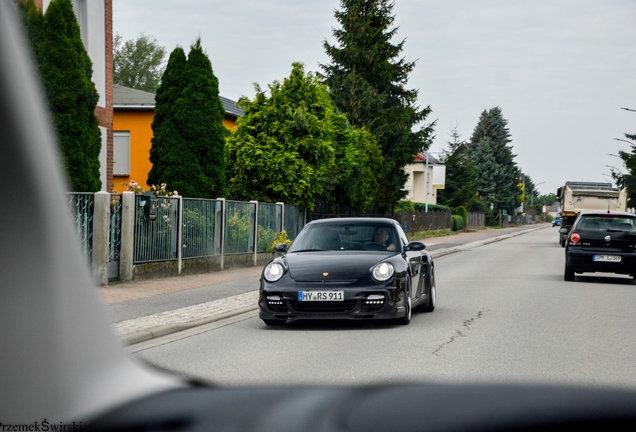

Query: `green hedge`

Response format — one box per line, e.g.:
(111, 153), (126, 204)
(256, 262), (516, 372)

(451, 215), (465, 231)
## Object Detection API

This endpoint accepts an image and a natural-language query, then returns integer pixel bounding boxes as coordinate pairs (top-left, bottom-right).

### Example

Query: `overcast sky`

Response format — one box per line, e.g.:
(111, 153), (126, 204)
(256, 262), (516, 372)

(113, 0), (636, 197)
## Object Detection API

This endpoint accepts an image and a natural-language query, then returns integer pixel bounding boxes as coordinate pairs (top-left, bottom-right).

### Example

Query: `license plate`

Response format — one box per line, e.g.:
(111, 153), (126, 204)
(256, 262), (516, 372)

(593, 255), (622, 262)
(298, 291), (344, 301)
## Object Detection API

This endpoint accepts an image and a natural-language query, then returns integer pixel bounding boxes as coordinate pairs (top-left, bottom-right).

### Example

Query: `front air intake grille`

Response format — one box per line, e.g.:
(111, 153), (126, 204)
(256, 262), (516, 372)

(289, 300), (357, 313)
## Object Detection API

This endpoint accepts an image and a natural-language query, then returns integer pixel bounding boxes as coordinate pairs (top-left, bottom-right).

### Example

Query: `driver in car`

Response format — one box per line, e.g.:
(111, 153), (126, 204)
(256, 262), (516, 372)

(371, 227), (396, 251)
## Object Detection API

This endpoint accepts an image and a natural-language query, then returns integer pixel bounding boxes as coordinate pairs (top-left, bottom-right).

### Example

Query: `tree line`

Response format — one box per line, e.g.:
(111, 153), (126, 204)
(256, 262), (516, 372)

(20, 0), (585, 219)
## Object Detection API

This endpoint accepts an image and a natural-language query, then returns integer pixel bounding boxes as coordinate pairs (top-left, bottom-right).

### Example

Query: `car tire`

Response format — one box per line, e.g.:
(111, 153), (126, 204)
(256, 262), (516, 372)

(263, 319), (286, 327)
(421, 267), (436, 313)
(398, 276), (412, 325)
(560, 235), (566, 248)
(564, 261), (575, 281)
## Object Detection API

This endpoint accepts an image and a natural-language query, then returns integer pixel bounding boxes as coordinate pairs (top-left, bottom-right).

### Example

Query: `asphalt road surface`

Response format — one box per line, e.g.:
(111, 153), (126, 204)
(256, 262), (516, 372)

(133, 227), (636, 390)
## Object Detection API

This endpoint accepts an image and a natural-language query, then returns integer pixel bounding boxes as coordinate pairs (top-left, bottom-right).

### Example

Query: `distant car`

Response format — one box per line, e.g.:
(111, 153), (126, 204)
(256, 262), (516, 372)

(563, 211), (636, 281)
(552, 217), (561, 227)
(258, 217), (436, 326)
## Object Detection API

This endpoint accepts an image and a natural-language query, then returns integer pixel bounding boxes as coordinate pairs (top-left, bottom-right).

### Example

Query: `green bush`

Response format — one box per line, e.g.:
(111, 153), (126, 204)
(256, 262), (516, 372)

(395, 200), (415, 212)
(451, 215), (465, 231)
(271, 230), (293, 251)
(457, 205), (468, 226)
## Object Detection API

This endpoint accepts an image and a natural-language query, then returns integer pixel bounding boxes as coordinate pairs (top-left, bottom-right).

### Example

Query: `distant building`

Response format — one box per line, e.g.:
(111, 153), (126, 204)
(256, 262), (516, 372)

(112, 84), (243, 192)
(403, 152), (446, 205)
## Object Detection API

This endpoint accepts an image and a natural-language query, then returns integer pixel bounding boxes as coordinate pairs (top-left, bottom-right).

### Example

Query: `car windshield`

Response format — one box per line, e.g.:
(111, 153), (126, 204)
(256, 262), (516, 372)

(6, 0), (636, 427)
(289, 222), (398, 252)
(577, 216), (636, 232)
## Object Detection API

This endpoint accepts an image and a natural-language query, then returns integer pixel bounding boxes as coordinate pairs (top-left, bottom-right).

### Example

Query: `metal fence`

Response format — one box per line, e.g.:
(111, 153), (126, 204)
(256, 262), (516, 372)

(257, 203), (280, 252)
(133, 195), (180, 263)
(224, 200), (256, 254)
(182, 198), (219, 259)
(284, 204), (304, 240)
(67, 193), (94, 261)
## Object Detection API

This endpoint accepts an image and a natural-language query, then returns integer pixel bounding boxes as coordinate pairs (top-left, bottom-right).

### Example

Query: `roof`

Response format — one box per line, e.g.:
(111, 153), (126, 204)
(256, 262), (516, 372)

(413, 152), (441, 164)
(113, 84), (245, 119)
(307, 217), (397, 225)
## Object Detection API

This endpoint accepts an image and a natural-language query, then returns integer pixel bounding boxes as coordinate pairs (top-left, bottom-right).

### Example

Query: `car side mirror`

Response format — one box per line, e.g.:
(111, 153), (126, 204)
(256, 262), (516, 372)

(559, 228), (568, 234)
(405, 241), (426, 251)
(274, 243), (289, 253)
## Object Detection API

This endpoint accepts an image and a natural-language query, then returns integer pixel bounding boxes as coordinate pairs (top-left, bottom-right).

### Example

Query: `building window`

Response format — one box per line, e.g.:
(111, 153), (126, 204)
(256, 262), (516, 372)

(113, 131), (130, 176)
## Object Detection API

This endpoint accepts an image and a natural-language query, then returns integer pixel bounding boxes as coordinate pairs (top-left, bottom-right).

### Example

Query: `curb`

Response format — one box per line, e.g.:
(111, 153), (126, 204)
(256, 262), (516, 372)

(121, 304), (259, 345)
(123, 224), (549, 346)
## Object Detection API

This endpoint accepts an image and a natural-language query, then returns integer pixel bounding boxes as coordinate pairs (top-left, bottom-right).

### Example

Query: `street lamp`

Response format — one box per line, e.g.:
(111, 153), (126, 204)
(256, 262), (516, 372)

(530, 181), (546, 207)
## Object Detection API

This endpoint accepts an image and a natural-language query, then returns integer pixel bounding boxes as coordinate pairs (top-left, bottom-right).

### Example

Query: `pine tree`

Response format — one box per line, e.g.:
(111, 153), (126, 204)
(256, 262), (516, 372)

(149, 40), (226, 198)
(21, 0), (102, 191)
(468, 107), (521, 213)
(436, 127), (482, 210)
(321, 0), (434, 209)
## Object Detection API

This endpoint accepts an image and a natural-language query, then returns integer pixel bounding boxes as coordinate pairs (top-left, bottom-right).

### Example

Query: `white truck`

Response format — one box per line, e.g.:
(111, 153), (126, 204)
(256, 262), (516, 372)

(556, 182), (628, 247)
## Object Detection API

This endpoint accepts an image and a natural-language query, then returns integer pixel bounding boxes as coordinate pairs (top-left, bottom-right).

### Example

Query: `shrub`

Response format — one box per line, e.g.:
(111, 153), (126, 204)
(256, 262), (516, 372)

(457, 205), (468, 226)
(271, 230), (293, 251)
(395, 200), (415, 212)
(451, 215), (465, 231)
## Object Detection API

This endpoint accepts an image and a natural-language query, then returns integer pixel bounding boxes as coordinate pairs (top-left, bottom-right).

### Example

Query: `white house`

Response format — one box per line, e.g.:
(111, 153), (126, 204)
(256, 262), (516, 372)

(403, 152), (446, 205)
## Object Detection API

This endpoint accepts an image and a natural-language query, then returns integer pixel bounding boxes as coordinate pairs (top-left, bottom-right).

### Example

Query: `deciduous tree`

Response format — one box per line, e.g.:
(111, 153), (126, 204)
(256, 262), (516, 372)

(114, 32), (166, 93)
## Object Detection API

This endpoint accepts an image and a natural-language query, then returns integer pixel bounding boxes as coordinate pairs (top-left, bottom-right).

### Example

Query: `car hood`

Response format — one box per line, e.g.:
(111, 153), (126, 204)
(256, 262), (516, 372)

(285, 251), (395, 282)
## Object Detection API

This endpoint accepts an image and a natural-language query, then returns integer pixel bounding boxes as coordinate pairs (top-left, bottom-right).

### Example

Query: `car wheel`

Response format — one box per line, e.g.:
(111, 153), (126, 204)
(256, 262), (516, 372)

(564, 261), (575, 281)
(263, 319), (286, 327)
(398, 276), (412, 325)
(421, 267), (436, 313)
(560, 235), (566, 248)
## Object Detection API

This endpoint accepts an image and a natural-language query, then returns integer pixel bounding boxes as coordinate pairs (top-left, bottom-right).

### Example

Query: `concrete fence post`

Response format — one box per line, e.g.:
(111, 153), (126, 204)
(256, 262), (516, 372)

(251, 200), (259, 265)
(119, 192), (135, 282)
(91, 191), (110, 286)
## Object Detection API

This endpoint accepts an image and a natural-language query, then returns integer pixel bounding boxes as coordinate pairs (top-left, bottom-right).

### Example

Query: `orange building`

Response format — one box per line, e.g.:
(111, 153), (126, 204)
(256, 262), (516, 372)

(112, 84), (243, 192)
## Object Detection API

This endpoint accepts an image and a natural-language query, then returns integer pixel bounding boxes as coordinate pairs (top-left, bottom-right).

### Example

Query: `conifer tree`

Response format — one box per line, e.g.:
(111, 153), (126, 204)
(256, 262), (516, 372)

(436, 127), (482, 210)
(148, 46), (187, 189)
(616, 133), (636, 208)
(321, 0), (434, 208)
(468, 107), (521, 213)
(20, 0), (102, 191)
(149, 40), (226, 198)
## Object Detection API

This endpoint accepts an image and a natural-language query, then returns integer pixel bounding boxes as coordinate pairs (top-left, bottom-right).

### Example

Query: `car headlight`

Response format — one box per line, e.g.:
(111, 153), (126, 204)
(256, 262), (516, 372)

(264, 262), (284, 282)
(372, 262), (394, 281)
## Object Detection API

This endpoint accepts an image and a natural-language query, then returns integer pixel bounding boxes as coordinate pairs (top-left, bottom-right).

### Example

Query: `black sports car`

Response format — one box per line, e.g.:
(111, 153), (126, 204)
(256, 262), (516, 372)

(258, 217), (436, 326)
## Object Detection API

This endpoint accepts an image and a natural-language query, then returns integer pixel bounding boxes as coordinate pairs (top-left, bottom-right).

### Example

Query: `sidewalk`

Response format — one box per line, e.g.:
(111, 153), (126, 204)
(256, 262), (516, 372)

(103, 224), (548, 345)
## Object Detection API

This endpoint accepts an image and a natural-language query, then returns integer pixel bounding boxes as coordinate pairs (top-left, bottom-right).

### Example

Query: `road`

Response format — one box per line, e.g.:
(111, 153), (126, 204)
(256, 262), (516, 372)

(107, 224), (537, 322)
(131, 227), (636, 391)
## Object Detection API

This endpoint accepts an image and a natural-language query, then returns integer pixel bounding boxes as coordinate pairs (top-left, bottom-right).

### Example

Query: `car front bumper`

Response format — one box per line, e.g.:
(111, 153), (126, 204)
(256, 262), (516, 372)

(259, 282), (406, 321)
